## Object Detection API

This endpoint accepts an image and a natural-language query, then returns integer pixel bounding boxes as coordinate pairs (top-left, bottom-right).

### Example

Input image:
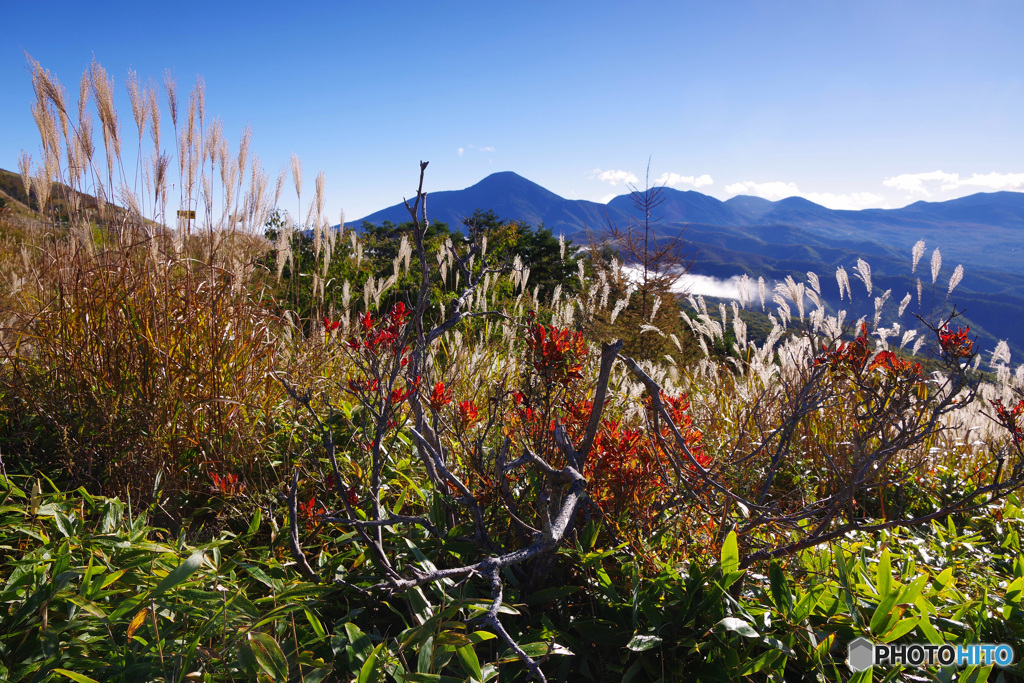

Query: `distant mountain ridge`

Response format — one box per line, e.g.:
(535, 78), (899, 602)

(353, 171), (1024, 357)
(353, 171), (1024, 276)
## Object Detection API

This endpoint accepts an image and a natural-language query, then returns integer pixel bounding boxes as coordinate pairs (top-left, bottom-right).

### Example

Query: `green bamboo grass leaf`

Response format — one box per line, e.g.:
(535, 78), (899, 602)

(304, 608), (326, 638)
(248, 631), (289, 682)
(346, 622), (373, 662)
(721, 530), (739, 575)
(246, 507), (261, 537)
(357, 641), (386, 683)
(768, 561), (793, 617)
(899, 574), (929, 607)
(627, 633), (663, 651)
(52, 670), (102, 683)
(152, 550), (206, 596)
(869, 593), (900, 635)
(740, 650), (783, 676)
(849, 668), (873, 683)
(877, 547), (892, 597)
(716, 616), (759, 638)
(455, 643), (483, 682)
(880, 616), (920, 642)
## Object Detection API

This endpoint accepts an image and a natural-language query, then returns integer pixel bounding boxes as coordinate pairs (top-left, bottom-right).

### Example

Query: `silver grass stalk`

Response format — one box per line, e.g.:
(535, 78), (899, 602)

(148, 86), (160, 153)
(18, 152), (32, 203)
(836, 266), (851, 301)
(854, 258), (872, 296)
(898, 292), (912, 317)
(33, 165), (51, 213)
(89, 58), (120, 163)
(917, 278), (923, 308)
(900, 329), (917, 349)
(806, 270), (820, 294)
(758, 276), (766, 311)
(126, 69), (146, 143)
(291, 153), (302, 217)
(931, 248), (942, 284)
(276, 214), (292, 279)
(195, 76), (205, 131)
(991, 340), (1011, 367)
(559, 233), (565, 261)
(912, 239), (926, 274)
(314, 170), (326, 255)
(237, 126), (252, 191)
(273, 170), (286, 207)
(163, 70), (178, 129)
(947, 264), (963, 298)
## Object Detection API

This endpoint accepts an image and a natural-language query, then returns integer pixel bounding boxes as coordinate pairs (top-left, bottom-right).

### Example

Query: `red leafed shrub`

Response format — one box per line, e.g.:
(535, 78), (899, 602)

(526, 323), (587, 387)
(939, 325), (974, 359)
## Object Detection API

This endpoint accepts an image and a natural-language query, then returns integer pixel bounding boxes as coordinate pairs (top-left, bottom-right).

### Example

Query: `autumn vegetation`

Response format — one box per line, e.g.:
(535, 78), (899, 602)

(0, 58), (1022, 683)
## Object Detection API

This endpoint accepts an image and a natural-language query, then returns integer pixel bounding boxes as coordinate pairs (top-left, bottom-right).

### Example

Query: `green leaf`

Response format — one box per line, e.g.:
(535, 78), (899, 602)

(248, 631), (289, 683)
(246, 507), (262, 537)
(880, 617), (920, 642)
(455, 643), (483, 682)
(877, 547), (892, 597)
(346, 622), (373, 663)
(357, 641), (386, 683)
(304, 608), (326, 639)
(52, 670), (101, 683)
(849, 668), (873, 683)
(715, 616), (758, 638)
(869, 592), (900, 635)
(740, 650), (783, 676)
(721, 530), (739, 575)
(152, 550), (205, 597)
(417, 636), (434, 674)
(627, 633), (663, 651)
(898, 574), (928, 606)
(768, 561), (793, 617)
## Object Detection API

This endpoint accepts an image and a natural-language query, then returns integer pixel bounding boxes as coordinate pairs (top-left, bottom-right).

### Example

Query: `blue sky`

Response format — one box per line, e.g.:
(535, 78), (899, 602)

(3, 1), (1023, 222)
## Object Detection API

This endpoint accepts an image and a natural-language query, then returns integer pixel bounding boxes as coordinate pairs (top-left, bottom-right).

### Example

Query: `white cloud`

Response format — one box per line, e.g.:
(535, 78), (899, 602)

(882, 170), (1024, 196)
(725, 180), (887, 210)
(882, 171), (959, 195)
(458, 144), (494, 157)
(676, 274), (747, 299)
(656, 172), (714, 188)
(589, 168), (639, 186)
(725, 180), (800, 200)
(599, 193), (617, 204)
(957, 172), (1024, 191)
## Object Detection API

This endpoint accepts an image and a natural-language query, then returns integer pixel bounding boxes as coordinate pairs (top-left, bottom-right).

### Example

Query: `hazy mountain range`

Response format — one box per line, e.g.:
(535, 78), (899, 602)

(354, 171), (1024, 359)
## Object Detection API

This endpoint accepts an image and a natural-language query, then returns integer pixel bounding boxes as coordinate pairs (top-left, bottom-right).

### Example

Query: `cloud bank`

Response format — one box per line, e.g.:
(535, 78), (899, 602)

(656, 172), (714, 188)
(589, 168), (639, 186)
(725, 180), (886, 210)
(883, 170), (1024, 196)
